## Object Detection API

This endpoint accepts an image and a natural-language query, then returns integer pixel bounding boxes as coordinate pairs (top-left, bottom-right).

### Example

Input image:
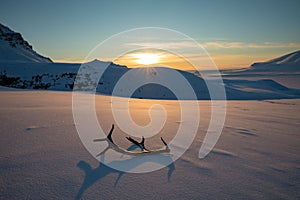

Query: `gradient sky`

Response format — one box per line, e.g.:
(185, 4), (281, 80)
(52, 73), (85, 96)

(1, 0), (300, 69)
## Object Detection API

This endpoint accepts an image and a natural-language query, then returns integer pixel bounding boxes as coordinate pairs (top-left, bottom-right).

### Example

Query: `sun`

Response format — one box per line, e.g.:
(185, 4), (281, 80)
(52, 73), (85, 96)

(133, 53), (161, 65)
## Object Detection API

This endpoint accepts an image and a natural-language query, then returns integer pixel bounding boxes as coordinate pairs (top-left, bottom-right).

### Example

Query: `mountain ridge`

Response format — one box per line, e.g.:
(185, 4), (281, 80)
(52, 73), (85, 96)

(0, 24), (299, 100)
(0, 23), (52, 63)
(249, 50), (300, 72)
(259, 50), (300, 65)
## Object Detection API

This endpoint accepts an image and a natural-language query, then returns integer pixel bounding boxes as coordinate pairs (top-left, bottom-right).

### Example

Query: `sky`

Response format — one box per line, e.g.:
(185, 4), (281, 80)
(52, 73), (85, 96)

(0, 0), (300, 69)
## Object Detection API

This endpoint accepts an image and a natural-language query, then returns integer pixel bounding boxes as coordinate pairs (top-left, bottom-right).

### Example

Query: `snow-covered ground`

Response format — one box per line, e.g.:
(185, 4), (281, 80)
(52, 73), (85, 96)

(1, 23), (299, 199)
(0, 89), (299, 199)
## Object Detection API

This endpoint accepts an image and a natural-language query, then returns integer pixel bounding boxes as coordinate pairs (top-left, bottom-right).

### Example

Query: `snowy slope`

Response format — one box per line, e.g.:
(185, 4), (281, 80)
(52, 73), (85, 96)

(0, 26), (299, 101)
(1, 59), (300, 100)
(264, 50), (300, 65)
(222, 50), (300, 89)
(0, 90), (299, 199)
(243, 50), (300, 73)
(0, 23), (52, 63)
(221, 50), (300, 75)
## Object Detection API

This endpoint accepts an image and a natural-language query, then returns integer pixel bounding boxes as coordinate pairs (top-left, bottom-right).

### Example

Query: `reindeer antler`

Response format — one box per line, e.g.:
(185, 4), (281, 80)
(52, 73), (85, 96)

(93, 124), (170, 156)
(126, 136), (150, 152)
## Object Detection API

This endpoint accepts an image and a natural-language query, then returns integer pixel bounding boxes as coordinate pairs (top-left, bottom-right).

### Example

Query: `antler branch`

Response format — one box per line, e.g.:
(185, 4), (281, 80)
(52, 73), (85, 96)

(93, 124), (170, 156)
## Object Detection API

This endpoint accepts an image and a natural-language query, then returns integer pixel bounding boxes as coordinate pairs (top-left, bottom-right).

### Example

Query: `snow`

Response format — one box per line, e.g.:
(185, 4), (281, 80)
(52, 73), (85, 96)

(221, 50), (300, 91)
(0, 23), (52, 63)
(0, 89), (299, 199)
(259, 50), (300, 65)
(227, 50), (300, 75)
(0, 25), (299, 199)
(0, 49), (299, 100)
(1, 60), (299, 100)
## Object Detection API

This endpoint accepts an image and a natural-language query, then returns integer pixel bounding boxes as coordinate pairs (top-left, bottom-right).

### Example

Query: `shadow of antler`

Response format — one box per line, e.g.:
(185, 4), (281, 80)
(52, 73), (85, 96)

(75, 124), (175, 199)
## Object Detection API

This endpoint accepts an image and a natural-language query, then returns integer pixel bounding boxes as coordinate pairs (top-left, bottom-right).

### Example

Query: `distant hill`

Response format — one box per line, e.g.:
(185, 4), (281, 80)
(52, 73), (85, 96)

(0, 25), (299, 100)
(257, 50), (300, 65)
(1, 60), (299, 100)
(249, 50), (300, 73)
(0, 23), (52, 63)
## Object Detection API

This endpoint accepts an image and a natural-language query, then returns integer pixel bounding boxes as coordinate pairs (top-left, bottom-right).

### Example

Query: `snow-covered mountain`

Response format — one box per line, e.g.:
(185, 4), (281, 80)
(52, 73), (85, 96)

(1, 59), (299, 100)
(0, 23), (52, 63)
(0, 60), (210, 99)
(0, 24), (299, 100)
(256, 50), (300, 65)
(249, 50), (300, 73)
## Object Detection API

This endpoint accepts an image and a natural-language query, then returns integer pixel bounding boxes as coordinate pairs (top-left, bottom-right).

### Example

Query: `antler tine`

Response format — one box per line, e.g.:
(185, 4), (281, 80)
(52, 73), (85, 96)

(161, 137), (169, 148)
(139, 136), (148, 151)
(107, 124), (114, 144)
(94, 124), (170, 155)
(93, 138), (107, 142)
(126, 136), (149, 152)
(126, 137), (140, 146)
(93, 124), (114, 143)
(141, 136), (145, 145)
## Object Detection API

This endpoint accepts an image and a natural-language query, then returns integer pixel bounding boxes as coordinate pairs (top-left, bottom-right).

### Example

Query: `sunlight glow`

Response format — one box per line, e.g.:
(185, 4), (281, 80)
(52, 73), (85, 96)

(133, 53), (161, 65)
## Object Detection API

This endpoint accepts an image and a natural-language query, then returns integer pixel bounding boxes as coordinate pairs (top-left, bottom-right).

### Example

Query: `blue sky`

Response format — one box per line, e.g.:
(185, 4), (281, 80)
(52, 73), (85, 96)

(1, 0), (300, 68)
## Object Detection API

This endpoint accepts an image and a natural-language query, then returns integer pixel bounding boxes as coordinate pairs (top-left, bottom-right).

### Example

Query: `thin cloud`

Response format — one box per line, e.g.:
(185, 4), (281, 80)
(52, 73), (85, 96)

(126, 41), (197, 49)
(126, 40), (300, 50)
(54, 59), (85, 63)
(202, 41), (300, 49)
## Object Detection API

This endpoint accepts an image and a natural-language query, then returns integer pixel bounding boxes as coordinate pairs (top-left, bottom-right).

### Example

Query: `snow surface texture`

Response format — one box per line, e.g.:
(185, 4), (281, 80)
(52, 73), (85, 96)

(0, 23), (52, 63)
(0, 89), (299, 199)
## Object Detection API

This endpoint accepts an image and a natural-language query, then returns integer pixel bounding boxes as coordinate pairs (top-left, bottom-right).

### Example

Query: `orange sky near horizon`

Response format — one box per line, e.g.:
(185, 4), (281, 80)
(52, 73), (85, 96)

(53, 49), (299, 71)
(113, 51), (284, 71)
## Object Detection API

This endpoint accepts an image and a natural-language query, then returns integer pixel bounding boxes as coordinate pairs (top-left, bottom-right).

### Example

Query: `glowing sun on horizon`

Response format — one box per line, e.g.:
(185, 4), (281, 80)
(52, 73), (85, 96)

(133, 53), (161, 65)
